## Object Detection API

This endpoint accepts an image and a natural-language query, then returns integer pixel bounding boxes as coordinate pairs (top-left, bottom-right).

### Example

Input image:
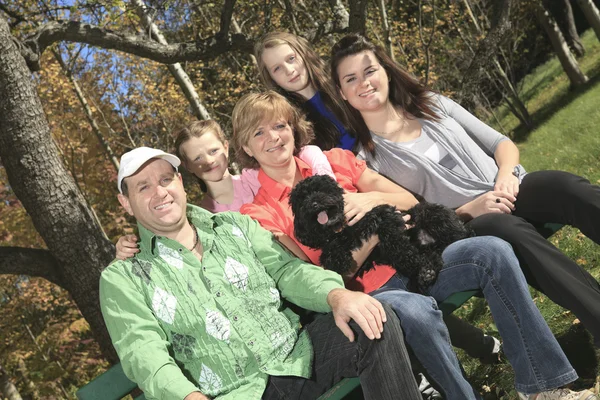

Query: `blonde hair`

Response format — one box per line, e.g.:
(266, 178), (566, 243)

(231, 91), (314, 169)
(174, 120), (227, 163)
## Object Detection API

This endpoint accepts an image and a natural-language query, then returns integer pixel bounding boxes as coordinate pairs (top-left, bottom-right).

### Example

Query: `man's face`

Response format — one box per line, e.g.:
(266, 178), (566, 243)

(118, 159), (187, 236)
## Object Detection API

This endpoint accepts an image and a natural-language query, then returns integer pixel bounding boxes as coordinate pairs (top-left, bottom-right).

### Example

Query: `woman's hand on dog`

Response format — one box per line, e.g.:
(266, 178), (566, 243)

(327, 288), (387, 342)
(343, 192), (383, 226)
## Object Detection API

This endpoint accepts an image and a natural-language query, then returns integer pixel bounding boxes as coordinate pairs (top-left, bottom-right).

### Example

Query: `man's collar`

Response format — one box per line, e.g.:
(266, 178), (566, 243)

(257, 156), (312, 201)
(137, 204), (215, 254)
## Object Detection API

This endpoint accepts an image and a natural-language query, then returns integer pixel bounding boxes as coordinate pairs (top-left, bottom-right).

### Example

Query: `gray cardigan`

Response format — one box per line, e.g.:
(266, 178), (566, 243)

(357, 95), (526, 209)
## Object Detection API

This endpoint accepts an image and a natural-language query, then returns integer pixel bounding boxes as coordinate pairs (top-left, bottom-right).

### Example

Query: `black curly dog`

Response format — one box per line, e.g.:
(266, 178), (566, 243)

(289, 175), (473, 293)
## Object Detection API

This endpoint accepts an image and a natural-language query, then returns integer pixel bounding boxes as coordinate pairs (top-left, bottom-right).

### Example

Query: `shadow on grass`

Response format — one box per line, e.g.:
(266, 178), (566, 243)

(556, 324), (599, 387)
(512, 70), (600, 144)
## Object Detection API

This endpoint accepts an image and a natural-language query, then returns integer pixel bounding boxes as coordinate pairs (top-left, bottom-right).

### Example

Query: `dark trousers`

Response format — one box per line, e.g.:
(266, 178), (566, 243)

(262, 303), (421, 400)
(464, 170), (600, 346)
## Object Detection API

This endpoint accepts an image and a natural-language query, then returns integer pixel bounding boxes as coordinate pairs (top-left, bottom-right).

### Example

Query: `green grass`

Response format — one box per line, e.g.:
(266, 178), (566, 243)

(457, 30), (600, 398)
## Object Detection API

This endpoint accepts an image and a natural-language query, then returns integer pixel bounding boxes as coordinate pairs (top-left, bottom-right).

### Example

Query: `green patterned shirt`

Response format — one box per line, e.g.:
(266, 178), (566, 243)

(100, 205), (344, 400)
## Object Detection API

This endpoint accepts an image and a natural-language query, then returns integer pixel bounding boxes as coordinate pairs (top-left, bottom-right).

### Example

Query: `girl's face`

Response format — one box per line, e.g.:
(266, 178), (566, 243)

(336, 50), (390, 113)
(261, 44), (312, 97)
(180, 132), (230, 182)
(242, 117), (295, 170)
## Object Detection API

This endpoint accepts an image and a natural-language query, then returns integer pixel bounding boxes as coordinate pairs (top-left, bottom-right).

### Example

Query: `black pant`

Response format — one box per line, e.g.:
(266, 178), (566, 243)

(465, 170), (600, 346)
(262, 304), (421, 400)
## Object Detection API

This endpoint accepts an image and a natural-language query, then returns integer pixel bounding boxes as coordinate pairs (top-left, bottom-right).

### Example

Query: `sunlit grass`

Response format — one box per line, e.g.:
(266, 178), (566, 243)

(459, 29), (600, 399)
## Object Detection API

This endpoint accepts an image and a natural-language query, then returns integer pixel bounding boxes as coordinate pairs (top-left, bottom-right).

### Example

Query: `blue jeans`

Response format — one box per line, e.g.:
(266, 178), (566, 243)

(370, 236), (577, 399)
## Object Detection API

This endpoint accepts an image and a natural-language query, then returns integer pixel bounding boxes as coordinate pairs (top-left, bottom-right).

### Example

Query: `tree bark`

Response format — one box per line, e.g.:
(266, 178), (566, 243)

(0, 364), (22, 400)
(0, 247), (63, 287)
(0, 15), (118, 362)
(536, 4), (589, 87)
(348, 0), (369, 35)
(132, 0), (211, 120)
(575, 0), (600, 42)
(556, 0), (585, 57)
(20, 20), (254, 72)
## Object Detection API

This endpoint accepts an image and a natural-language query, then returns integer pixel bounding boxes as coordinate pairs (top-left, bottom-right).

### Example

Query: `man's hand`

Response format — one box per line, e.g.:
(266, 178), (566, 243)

(326, 288), (387, 342)
(184, 391), (210, 400)
(115, 234), (139, 260)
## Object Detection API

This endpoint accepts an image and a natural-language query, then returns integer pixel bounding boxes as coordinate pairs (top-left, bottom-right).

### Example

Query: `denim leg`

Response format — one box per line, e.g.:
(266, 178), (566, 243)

(371, 277), (477, 400)
(263, 304), (422, 400)
(424, 236), (578, 394)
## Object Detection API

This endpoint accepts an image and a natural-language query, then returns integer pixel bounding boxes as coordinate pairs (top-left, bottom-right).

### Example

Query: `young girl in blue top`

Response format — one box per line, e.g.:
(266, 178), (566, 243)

(255, 31), (356, 151)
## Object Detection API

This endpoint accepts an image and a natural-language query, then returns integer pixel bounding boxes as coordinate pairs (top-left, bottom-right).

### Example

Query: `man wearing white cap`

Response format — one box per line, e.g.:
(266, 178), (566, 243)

(100, 147), (420, 400)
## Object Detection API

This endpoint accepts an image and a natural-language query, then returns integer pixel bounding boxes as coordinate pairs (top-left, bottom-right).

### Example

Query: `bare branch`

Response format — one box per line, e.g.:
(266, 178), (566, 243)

(218, 0), (237, 40)
(0, 247), (65, 288)
(20, 20), (254, 71)
(461, 0), (513, 91)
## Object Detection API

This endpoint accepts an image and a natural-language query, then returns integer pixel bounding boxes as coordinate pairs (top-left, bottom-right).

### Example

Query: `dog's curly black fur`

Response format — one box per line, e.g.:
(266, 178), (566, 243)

(289, 175), (473, 293)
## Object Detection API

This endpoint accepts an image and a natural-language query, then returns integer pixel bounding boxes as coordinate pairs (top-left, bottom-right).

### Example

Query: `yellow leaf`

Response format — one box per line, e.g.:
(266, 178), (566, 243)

(573, 318), (580, 325)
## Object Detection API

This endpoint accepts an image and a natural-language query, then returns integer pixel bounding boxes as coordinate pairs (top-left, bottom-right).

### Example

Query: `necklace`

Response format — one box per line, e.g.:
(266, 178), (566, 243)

(187, 223), (199, 252)
(370, 116), (407, 137)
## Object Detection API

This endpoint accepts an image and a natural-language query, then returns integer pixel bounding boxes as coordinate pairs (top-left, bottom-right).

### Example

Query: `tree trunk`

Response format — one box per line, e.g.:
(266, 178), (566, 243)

(556, 0), (585, 57)
(575, 0), (600, 42)
(375, 0), (395, 61)
(132, 0), (211, 120)
(0, 15), (118, 363)
(0, 365), (22, 400)
(536, 4), (589, 88)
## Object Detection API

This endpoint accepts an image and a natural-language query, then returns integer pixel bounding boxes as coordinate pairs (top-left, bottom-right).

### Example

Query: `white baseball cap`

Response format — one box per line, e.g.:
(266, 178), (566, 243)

(118, 147), (181, 194)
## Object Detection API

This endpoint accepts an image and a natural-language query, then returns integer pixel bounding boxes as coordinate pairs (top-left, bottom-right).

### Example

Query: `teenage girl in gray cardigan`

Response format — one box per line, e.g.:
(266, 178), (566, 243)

(331, 34), (600, 351)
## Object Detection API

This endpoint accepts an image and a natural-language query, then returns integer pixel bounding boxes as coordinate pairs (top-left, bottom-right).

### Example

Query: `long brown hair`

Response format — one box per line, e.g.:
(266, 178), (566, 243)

(231, 91), (314, 169)
(330, 34), (440, 155)
(255, 31), (353, 150)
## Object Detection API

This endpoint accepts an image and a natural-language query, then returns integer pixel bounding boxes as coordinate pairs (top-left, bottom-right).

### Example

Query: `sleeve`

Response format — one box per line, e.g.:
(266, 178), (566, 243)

(240, 202), (285, 235)
(228, 213), (344, 313)
(99, 264), (200, 400)
(298, 145), (336, 180)
(437, 95), (510, 156)
(239, 168), (262, 197)
(324, 148), (367, 187)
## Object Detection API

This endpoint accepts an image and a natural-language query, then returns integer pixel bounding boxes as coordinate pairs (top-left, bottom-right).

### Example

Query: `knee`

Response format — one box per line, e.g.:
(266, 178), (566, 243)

(468, 213), (525, 240)
(450, 236), (519, 274)
(385, 293), (442, 331)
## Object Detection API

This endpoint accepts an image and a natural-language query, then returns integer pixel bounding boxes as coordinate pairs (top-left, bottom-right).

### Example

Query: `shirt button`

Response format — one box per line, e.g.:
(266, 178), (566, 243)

(233, 316), (238, 321)
(216, 292), (221, 297)
(202, 267), (206, 271)
(249, 340), (254, 346)
(178, 248), (183, 252)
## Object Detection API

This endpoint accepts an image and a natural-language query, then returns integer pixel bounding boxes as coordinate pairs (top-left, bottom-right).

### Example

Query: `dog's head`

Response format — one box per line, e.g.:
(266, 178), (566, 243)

(289, 175), (345, 249)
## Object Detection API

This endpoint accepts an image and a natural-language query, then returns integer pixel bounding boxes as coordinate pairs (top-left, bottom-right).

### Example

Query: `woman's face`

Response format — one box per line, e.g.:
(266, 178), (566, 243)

(261, 44), (312, 97)
(336, 50), (389, 113)
(242, 117), (295, 170)
(180, 132), (230, 182)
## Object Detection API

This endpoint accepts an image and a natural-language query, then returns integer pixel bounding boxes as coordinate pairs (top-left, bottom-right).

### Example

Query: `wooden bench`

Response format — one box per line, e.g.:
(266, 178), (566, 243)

(77, 222), (564, 400)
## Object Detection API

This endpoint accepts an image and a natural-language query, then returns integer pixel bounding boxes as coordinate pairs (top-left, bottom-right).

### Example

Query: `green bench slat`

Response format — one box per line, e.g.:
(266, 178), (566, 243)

(76, 363), (146, 400)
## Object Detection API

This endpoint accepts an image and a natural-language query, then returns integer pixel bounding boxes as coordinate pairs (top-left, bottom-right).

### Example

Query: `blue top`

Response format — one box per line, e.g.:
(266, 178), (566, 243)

(306, 91), (356, 150)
